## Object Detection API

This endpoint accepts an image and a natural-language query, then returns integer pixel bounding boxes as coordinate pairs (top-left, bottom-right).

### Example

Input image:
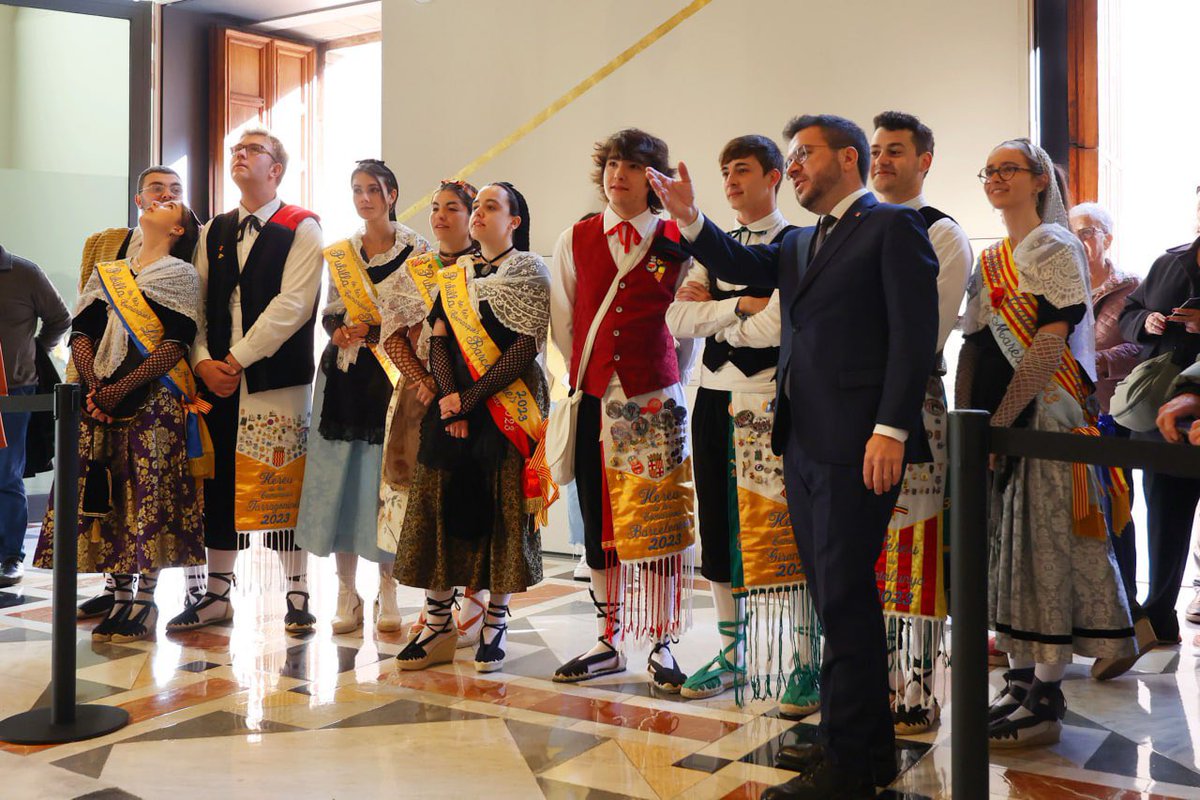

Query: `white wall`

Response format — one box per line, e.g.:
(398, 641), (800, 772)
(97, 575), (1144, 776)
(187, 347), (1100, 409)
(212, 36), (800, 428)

(381, 0), (1031, 253)
(0, 7), (129, 302)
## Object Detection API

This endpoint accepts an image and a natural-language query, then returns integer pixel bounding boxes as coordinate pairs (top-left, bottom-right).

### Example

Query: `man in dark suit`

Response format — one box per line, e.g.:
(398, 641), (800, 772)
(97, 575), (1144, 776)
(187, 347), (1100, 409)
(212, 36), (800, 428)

(648, 114), (938, 799)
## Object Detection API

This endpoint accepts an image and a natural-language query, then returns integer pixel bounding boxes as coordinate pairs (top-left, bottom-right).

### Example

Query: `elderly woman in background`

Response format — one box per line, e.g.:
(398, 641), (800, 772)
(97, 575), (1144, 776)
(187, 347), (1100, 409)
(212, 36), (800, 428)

(1068, 202), (1147, 681)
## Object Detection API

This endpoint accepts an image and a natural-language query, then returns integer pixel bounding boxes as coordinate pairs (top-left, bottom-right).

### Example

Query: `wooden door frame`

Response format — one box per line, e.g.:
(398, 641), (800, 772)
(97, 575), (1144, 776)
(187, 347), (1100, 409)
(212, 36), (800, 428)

(210, 26), (319, 216)
(4, 0), (153, 225)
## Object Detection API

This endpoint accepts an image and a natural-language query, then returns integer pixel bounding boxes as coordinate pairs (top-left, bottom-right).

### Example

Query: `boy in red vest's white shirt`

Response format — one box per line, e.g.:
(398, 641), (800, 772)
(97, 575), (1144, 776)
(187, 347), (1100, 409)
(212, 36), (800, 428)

(550, 129), (698, 690)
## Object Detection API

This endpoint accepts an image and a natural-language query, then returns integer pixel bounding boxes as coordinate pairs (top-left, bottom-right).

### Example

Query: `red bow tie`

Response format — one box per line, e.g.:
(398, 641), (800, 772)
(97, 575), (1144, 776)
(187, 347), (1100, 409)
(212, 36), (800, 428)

(606, 220), (643, 254)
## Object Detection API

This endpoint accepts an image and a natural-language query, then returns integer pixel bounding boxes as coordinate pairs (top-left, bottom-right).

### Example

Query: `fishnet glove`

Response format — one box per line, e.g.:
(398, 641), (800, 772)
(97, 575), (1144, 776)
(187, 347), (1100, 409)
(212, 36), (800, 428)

(383, 328), (435, 391)
(321, 313), (343, 336)
(70, 334), (101, 392)
(428, 335), (458, 398)
(459, 334), (537, 414)
(990, 331), (1066, 427)
(93, 342), (188, 414)
(363, 325), (380, 345)
(954, 338), (980, 410)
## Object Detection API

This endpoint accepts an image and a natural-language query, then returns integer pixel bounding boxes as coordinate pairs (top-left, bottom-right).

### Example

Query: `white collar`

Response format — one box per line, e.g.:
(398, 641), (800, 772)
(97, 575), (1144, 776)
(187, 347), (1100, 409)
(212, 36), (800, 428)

(826, 187), (871, 222)
(602, 205), (659, 239)
(898, 193), (928, 211)
(736, 208), (787, 233)
(351, 222), (419, 267)
(238, 196), (282, 224)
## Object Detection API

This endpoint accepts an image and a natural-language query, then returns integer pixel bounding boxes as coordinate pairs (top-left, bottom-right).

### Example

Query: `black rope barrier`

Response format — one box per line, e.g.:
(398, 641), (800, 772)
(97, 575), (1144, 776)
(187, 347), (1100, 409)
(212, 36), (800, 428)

(0, 384), (130, 744)
(948, 409), (1200, 800)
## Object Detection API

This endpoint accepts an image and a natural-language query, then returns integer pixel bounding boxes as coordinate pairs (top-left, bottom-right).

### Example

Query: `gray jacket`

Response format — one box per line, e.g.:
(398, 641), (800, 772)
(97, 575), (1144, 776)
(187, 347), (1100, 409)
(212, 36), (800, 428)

(0, 245), (71, 388)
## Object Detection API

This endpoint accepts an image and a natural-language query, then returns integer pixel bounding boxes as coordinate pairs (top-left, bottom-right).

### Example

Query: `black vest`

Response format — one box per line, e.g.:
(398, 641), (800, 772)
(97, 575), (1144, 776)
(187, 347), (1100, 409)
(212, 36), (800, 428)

(204, 205), (320, 394)
(918, 205), (955, 369)
(701, 225), (796, 378)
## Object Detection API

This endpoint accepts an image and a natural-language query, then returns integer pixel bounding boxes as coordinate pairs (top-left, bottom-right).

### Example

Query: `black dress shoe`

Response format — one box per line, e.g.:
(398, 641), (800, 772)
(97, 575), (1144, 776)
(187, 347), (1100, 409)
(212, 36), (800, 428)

(0, 556), (23, 588)
(774, 742), (826, 772)
(759, 755), (875, 799)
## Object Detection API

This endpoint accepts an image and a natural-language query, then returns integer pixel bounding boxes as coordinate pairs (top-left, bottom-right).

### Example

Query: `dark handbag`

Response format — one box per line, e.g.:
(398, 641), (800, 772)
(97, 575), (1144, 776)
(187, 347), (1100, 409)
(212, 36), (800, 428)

(23, 345), (60, 477)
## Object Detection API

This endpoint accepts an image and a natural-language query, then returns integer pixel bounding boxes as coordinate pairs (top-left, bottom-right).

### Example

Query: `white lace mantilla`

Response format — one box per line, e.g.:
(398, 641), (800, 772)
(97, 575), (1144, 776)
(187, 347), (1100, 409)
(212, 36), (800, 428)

(472, 250), (551, 348)
(75, 255), (201, 379)
(325, 222), (430, 371)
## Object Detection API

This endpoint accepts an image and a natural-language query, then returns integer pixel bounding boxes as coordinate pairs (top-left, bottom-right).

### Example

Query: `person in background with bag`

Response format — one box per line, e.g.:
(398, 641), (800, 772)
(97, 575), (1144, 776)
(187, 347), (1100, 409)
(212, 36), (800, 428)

(1068, 202), (1148, 680)
(549, 128), (698, 691)
(1119, 227), (1200, 646)
(0, 244), (71, 588)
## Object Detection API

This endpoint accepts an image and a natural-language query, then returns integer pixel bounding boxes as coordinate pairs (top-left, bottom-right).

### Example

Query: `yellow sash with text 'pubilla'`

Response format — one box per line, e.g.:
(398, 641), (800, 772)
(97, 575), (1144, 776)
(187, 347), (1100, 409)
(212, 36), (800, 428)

(436, 258), (558, 523)
(95, 260), (214, 479)
(323, 241), (401, 386)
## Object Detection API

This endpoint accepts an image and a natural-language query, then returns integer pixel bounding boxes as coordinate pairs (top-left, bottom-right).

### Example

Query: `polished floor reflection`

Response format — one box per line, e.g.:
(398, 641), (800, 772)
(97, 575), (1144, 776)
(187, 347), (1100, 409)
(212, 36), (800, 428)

(2, 547), (1200, 800)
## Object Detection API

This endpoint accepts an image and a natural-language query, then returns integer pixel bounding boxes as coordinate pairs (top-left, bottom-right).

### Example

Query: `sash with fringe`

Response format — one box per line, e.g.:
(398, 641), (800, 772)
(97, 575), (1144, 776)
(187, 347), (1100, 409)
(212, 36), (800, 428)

(598, 383), (695, 642)
(726, 391), (817, 704)
(435, 259), (558, 524)
(323, 240), (402, 386)
(980, 240), (1130, 539)
(95, 259), (214, 479)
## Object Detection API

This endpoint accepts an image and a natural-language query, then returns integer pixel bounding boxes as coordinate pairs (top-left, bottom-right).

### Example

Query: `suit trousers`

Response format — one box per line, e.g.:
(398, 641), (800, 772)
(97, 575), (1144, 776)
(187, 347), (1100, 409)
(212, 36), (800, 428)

(693, 387), (733, 583)
(1140, 468), (1200, 642)
(783, 436), (898, 783)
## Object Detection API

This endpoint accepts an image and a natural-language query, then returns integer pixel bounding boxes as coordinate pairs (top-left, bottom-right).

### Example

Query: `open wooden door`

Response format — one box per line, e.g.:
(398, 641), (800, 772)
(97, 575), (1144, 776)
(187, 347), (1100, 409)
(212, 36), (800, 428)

(211, 29), (318, 216)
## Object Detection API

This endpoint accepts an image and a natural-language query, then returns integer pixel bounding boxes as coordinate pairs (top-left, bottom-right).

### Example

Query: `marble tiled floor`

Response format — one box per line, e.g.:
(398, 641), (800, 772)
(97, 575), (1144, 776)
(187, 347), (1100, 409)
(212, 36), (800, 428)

(3, 545), (1200, 800)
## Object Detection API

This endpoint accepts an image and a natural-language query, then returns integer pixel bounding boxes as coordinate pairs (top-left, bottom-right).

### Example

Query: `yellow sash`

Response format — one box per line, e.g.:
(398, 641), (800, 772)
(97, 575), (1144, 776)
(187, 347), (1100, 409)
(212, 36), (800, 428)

(94, 260), (214, 479)
(406, 251), (442, 311)
(435, 258), (558, 521)
(323, 241), (401, 386)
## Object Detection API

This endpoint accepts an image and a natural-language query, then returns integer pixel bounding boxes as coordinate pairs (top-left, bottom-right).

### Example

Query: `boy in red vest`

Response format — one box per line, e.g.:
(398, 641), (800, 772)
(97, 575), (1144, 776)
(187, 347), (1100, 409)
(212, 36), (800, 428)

(167, 127), (323, 633)
(549, 129), (697, 690)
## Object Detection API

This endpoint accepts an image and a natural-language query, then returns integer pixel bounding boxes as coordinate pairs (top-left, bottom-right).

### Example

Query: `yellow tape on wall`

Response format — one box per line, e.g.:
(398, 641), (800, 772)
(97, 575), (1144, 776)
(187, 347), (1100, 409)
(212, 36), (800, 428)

(396, 0), (713, 223)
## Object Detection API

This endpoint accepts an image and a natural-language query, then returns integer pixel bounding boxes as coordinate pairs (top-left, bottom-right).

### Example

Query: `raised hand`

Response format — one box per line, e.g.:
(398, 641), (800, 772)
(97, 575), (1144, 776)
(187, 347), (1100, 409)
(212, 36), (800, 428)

(646, 163), (698, 226)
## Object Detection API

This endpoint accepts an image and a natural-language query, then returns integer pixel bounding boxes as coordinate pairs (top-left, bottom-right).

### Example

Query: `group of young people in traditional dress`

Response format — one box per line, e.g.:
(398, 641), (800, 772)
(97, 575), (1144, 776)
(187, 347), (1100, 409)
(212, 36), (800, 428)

(34, 108), (1142, 798)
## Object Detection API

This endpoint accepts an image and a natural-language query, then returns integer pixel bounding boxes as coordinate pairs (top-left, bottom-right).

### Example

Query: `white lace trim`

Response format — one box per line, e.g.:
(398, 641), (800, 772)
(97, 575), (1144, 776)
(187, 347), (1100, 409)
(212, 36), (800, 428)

(325, 224), (430, 371)
(75, 255), (201, 379)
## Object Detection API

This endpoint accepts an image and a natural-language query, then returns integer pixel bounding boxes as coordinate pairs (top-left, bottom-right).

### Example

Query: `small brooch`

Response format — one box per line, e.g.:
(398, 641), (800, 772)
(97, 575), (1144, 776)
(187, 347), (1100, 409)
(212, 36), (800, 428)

(647, 256), (667, 282)
(989, 286), (1007, 308)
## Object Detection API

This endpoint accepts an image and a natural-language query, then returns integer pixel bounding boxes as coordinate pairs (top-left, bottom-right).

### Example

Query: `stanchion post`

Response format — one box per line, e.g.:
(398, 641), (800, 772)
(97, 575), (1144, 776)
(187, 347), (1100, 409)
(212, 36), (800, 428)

(0, 383), (129, 744)
(949, 410), (991, 800)
(51, 382), (81, 725)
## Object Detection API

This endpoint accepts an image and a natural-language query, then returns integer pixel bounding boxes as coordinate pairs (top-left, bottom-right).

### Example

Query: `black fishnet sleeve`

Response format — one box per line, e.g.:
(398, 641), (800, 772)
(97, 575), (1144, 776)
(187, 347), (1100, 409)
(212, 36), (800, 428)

(954, 338), (980, 410)
(990, 330), (1066, 428)
(428, 335), (458, 398)
(363, 325), (381, 345)
(459, 334), (538, 414)
(93, 342), (188, 414)
(70, 334), (101, 392)
(383, 329), (435, 390)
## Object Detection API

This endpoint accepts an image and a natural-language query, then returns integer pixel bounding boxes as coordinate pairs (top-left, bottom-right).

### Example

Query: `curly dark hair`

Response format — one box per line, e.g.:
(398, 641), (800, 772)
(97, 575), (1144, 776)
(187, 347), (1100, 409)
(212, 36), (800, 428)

(591, 128), (673, 212)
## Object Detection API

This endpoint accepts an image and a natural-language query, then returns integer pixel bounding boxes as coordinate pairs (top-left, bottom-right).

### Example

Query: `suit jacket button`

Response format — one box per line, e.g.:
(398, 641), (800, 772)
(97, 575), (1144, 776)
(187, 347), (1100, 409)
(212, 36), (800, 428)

(792, 324), (801, 332)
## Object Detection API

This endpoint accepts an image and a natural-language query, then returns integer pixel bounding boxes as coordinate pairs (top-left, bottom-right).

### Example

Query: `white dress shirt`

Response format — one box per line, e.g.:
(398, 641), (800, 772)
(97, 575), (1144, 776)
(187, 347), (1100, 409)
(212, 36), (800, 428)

(898, 193), (972, 351)
(551, 205), (697, 389)
(666, 209), (788, 392)
(191, 196), (325, 371)
(680, 187), (911, 443)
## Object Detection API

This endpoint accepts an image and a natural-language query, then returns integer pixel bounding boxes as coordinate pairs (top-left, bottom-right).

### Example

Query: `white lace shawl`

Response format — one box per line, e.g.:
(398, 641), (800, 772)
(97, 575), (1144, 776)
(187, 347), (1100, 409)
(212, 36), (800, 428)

(74, 255), (201, 379)
(471, 251), (552, 350)
(324, 222), (430, 372)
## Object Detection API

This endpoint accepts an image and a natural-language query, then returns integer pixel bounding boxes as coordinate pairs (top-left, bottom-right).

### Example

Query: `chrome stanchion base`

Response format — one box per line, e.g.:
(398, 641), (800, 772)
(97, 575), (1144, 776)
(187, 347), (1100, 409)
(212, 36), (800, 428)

(0, 704), (129, 745)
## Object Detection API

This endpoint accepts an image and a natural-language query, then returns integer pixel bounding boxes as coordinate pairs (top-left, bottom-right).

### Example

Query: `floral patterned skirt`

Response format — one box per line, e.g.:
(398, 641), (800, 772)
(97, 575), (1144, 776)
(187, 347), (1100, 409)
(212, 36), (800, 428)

(35, 384), (205, 575)
(393, 440), (542, 594)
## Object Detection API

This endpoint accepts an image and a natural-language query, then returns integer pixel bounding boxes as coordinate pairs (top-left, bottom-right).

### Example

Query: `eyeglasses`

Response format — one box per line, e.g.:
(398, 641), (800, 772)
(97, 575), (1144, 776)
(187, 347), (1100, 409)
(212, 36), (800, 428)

(1074, 226), (1105, 240)
(140, 181), (183, 197)
(229, 142), (276, 160)
(784, 144), (836, 169)
(978, 165), (1034, 183)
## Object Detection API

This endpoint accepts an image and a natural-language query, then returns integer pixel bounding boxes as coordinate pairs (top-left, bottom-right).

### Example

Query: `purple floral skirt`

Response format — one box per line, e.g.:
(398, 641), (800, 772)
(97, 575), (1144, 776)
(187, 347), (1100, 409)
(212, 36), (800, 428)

(35, 384), (205, 574)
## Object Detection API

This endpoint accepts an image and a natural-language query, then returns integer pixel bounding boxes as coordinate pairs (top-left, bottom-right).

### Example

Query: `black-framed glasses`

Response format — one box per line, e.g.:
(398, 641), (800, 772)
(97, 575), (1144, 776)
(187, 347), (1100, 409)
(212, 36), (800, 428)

(229, 142), (275, 160)
(784, 144), (836, 169)
(978, 165), (1034, 183)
